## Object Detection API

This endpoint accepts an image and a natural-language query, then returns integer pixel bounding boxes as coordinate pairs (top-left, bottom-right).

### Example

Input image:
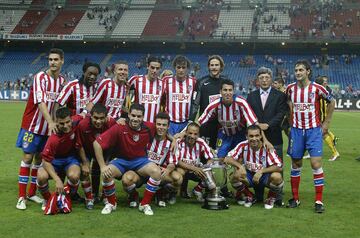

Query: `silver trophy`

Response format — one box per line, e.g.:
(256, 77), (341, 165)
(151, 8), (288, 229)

(202, 158), (229, 210)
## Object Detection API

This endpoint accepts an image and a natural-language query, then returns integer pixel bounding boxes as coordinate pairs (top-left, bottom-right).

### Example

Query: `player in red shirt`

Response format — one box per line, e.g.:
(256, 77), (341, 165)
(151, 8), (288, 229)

(121, 112), (182, 208)
(175, 123), (214, 202)
(93, 103), (162, 215)
(162, 55), (196, 135)
(286, 60), (335, 213)
(15, 48), (66, 210)
(55, 62), (101, 116)
(128, 56), (164, 123)
(75, 103), (116, 209)
(36, 107), (87, 211)
(85, 60), (129, 119)
(224, 125), (283, 209)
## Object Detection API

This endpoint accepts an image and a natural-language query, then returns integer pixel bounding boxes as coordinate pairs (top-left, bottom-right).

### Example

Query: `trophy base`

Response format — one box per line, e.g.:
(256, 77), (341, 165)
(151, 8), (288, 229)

(202, 197), (229, 210)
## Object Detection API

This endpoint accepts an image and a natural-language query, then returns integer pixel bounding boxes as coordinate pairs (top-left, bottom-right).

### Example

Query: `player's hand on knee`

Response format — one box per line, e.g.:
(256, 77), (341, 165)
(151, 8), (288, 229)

(194, 167), (206, 180)
(252, 171), (263, 185)
(101, 165), (113, 179)
(81, 162), (90, 177)
(55, 178), (64, 194)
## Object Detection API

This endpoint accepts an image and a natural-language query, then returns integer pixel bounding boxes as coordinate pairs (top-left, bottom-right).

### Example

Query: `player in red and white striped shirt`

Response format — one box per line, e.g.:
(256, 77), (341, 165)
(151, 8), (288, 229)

(121, 112), (182, 207)
(198, 79), (258, 159)
(128, 56), (164, 123)
(85, 61), (129, 119)
(224, 125), (283, 209)
(55, 62), (100, 116)
(286, 60), (335, 213)
(175, 123), (214, 202)
(15, 48), (66, 210)
(163, 55), (196, 135)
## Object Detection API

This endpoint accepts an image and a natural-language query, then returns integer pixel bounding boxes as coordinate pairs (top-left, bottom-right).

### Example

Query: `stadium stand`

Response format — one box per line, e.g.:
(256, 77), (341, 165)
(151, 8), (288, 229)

(258, 10), (291, 39)
(215, 9), (254, 39)
(44, 10), (85, 34)
(185, 10), (220, 38)
(111, 10), (152, 38)
(142, 10), (183, 37)
(11, 10), (49, 34)
(0, 10), (26, 34)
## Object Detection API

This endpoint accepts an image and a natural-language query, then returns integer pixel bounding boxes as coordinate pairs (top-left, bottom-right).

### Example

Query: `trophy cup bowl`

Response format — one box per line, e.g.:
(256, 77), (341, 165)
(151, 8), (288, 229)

(202, 159), (229, 210)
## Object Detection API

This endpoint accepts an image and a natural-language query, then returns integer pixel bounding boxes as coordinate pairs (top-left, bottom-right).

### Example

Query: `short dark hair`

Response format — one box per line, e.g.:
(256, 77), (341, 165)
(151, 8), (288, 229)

(155, 112), (170, 122)
(83, 62), (101, 74)
(114, 60), (128, 66)
(246, 124), (262, 135)
(295, 59), (312, 78)
(208, 55), (225, 72)
(91, 103), (107, 115)
(221, 79), (234, 89)
(129, 103), (145, 115)
(172, 55), (191, 68)
(315, 75), (327, 85)
(186, 122), (200, 131)
(147, 56), (162, 67)
(56, 107), (71, 119)
(274, 77), (285, 85)
(49, 48), (64, 59)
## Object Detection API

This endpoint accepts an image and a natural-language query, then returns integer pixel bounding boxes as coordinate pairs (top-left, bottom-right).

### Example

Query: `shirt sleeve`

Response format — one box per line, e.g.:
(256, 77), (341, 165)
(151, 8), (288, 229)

(56, 82), (73, 106)
(91, 79), (108, 104)
(267, 149), (283, 168)
(33, 73), (46, 104)
(227, 142), (244, 161)
(41, 136), (56, 162)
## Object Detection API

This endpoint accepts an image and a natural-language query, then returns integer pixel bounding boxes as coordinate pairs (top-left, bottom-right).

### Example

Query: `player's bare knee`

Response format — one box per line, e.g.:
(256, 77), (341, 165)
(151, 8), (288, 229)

(172, 172), (183, 185)
(36, 168), (49, 184)
(270, 172), (283, 185)
(292, 159), (302, 168)
(22, 153), (33, 164)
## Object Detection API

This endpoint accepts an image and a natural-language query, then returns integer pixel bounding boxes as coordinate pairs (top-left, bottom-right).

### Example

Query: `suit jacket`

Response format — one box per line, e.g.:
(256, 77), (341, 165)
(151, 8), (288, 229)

(247, 87), (288, 146)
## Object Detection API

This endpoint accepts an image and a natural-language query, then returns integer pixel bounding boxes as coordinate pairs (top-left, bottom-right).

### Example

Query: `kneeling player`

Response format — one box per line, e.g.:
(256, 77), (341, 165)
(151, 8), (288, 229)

(224, 125), (283, 209)
(36, 108), (85, 210)
(175, 123), (214, 202)
(93, 103), (161, 215)
(122, 112), (182, 207)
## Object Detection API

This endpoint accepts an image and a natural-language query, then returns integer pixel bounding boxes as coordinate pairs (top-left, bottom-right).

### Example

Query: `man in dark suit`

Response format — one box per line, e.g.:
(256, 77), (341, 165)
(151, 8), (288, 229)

(247, 67), (288, 205)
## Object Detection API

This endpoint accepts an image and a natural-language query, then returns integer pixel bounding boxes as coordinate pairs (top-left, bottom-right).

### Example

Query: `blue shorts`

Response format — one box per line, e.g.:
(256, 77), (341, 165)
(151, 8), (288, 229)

(246, 170), (270, 188)
(216, 130), (246, 158)
(51, 156), (80, 175)
(110, 157), (151, 175)
(168, 121), (188, 136)
(16, 128), (47, 154)
(287, 127), (323, 159)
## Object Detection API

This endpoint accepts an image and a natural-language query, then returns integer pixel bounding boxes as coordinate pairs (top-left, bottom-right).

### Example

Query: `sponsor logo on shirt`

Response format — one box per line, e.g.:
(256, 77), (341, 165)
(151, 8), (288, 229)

(293, 103), (315, 113)
(45, 91), (59, 102)
(107, 98), (124, 108)
(141, 94), (161, 104)
(245, 162), (263, 172)
(172, 93), (190, 103)
(80, 99), (90, 108)
(148, 150), (162, 164)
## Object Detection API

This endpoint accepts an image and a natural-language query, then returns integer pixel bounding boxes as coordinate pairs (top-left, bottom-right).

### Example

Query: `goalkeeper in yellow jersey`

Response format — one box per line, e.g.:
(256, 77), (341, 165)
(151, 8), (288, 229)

(315, 76), (340, 161)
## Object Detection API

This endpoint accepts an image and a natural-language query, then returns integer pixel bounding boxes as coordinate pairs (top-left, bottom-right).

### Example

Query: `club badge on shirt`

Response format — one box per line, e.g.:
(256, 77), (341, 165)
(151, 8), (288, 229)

(133, 134), (139, 142)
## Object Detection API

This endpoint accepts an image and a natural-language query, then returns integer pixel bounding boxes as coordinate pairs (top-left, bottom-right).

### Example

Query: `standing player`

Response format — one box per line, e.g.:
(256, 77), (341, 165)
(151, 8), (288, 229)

(128, 56), (164, 123)
(76, 103), (116, 208)
(190, 55), (228, 148)
(121, 112), (182, 207)
(286, 60), (335, 213)
(315, 76), (340, 161)
(175, 123), (214, 202)
(224, 125), (283, 209)
(36, 107), (85, 210)
(198, 79), (258, 159)
(85, 60), (129, 119)
(93, 103), (162, 215)
(15, 48), (66, 210)
(55, 62), (101, 116)
(163, 55), (196, 135)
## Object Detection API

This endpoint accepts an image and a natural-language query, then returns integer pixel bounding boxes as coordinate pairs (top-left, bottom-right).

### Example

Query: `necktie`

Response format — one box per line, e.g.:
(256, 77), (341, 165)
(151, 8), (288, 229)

(261, 91), (268, 109)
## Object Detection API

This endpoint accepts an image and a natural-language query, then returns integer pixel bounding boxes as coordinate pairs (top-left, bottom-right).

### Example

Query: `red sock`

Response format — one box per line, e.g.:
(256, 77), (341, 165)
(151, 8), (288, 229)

(241, 186), (254, 198)
(194, 182), (204, 192)
(141, 177), (160, 205)
(66, 180), (79, 195)
(81, 180), (93, 201)
(313, 168), (324, 202)
(267, 190), (276, 199)
(103, 180), (116, 206)
(37, 182), (51, 201)
(28, 164), (40, 197)
(18, 161), (31, 198)
(290, 167), (301, 201)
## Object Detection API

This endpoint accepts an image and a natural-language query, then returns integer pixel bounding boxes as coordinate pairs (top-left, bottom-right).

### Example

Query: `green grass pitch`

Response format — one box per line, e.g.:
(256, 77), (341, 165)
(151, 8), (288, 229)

(0, 102), (359, 238)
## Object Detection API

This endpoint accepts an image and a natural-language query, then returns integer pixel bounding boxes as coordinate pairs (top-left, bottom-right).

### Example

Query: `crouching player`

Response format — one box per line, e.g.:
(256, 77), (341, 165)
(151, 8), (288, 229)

(76, 103), (116, 209)
(93, 103), (161, 215)
(175, 122), (214, 202)
(36, 107), (85, 210)
(224, 125), (283, 209)
(122, 112), (183, 208)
